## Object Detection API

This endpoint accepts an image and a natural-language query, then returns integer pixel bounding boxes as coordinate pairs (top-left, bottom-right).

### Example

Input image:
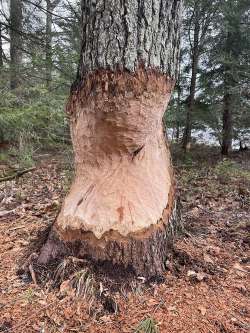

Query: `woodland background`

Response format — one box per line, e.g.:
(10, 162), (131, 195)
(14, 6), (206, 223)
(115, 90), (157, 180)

(0, 1), (249, 333)
(0, 0), (249, 164)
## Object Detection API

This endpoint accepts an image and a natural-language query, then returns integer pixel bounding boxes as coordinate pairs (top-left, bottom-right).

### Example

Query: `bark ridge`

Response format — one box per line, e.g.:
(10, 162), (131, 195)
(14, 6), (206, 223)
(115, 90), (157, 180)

(77, 0), (182, 81)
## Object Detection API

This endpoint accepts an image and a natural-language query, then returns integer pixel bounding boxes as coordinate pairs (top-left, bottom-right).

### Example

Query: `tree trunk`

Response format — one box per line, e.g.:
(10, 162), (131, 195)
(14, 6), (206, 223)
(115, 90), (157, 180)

(9, 0), (22, 90)
(38, 0), (183, 278)
(45, 0), (60, 88)
(182, 7), (200, 151)
(45, 0), (53, 87)
(175, 52), (182, 142)
(221, 92), (232, 155)
(221, 30), (235, 156)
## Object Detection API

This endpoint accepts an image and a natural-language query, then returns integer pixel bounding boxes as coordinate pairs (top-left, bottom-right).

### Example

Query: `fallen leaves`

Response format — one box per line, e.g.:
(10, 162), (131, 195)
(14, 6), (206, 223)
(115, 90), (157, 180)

(147, 299), (159, 307)
(206, 245), (221, 256)
(232, 263), (249, 277)
(189, 207), (200, 217)
(234, 284), (247, 294)
(203, 253), (214, 264)
(198, 306), (207, 316)
(187, 270), (207, 282)
(0, 149), (249, 333)
(60, 279), (75, 297)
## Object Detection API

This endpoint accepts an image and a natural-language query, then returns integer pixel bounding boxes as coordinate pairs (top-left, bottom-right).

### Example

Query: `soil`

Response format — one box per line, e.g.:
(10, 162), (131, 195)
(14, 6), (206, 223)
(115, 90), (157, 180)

(0, 146), (249, 333)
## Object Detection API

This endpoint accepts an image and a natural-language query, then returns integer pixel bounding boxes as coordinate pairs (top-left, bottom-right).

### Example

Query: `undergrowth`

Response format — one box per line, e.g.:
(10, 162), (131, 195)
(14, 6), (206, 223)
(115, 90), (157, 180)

(215, 159), (250, 181)
(0, 86), (70, 149)
(0, 86), (73, 170)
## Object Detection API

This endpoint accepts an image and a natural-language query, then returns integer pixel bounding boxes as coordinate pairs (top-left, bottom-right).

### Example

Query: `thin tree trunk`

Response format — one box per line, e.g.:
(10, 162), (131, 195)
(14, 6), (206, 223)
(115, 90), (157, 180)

(38, 0), (183, 278)
(221, 92), (232, 155)
(182, 5), (200, 151)
(176, 53), (182, 142)
(221, 29), (236, 156)
(9, 0), (22, 90)
(45, 0), (53, 87)
(45, 0), (60, 88)
(0, 23), (3, 67)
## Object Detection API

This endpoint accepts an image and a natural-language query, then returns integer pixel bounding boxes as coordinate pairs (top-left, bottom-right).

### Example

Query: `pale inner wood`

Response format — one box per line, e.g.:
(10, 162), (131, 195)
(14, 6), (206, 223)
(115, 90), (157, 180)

(57, 71), (174, 239)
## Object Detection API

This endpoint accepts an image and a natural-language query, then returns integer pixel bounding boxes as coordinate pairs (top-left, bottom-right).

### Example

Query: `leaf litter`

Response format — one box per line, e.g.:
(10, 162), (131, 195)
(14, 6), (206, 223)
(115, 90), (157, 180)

(0, 147), (249, 332)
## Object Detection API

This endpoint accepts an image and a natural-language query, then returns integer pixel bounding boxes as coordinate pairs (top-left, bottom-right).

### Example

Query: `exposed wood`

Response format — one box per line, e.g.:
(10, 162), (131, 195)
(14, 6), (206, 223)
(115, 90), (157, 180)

(38, 0), (183, 278)
(38, 196), (182, 277)
(62, 69), (175, 239)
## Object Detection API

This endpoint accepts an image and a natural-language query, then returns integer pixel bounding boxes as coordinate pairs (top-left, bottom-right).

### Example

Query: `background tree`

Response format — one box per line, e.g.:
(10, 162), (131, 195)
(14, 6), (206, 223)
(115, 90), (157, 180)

(220, 0), (249, 155)
(0, 22), (3, 67)
(9, 0), (23, 89)
(45, 0), (60, 87)
(0, 0), (249, 159)
(201, 0), (250, 155)
(165, 0), (249, 153)
(182, 0), (219, 151)
(0, 0), (80, 147)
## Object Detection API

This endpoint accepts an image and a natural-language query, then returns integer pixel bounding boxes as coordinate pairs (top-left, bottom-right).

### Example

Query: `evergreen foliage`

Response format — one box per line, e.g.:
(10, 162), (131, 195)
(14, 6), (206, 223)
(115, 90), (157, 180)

(0, 0), (249, 153)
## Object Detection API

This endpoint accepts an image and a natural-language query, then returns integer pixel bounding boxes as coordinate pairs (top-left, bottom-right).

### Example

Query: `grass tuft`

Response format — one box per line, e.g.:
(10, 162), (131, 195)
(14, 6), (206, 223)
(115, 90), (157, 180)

(134, 317), (159, 333)
(71, 268), (95, 302)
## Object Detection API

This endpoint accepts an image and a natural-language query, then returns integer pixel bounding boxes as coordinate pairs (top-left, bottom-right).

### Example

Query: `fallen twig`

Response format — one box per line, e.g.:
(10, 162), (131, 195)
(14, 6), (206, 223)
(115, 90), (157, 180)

(9, 225), (26, 231)
(0, 167), (36, 182)
(0, 209), (15, 217)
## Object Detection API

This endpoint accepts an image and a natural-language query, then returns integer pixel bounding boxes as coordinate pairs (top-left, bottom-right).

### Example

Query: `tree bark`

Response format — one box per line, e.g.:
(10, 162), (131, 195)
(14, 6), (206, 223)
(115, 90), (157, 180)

(38, 0), (183, 278)
(9, 0), (23, 90)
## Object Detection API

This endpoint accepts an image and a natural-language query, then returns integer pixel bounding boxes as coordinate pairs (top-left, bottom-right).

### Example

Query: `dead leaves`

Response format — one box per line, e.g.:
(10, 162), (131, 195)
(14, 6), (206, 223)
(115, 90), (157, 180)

(198, 306), (207, 316)
(206, 245), (221, 256)
(146, 299), (159, 307)
(232, 262), (249, 277)
(187, 270), (207, 282)
(203, 253), (214, 264)
(234, 284), (247, 294)
(0, 150), (249, 333)
(59, 279), (74, 296)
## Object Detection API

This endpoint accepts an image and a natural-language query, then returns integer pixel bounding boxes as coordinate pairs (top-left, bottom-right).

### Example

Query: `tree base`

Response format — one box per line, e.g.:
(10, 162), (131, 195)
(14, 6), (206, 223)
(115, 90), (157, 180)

(37, 197), (182, 279)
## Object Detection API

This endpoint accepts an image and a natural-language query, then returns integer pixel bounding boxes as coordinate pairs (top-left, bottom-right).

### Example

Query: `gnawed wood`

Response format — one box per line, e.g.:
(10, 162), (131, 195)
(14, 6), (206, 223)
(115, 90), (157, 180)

(37, 0), (183, 279)
(38, 196), (182, 278)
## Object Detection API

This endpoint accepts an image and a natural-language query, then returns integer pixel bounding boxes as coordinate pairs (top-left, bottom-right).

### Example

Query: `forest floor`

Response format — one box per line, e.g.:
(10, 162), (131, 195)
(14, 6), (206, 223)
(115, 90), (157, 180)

(0, 145), (249, 333)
